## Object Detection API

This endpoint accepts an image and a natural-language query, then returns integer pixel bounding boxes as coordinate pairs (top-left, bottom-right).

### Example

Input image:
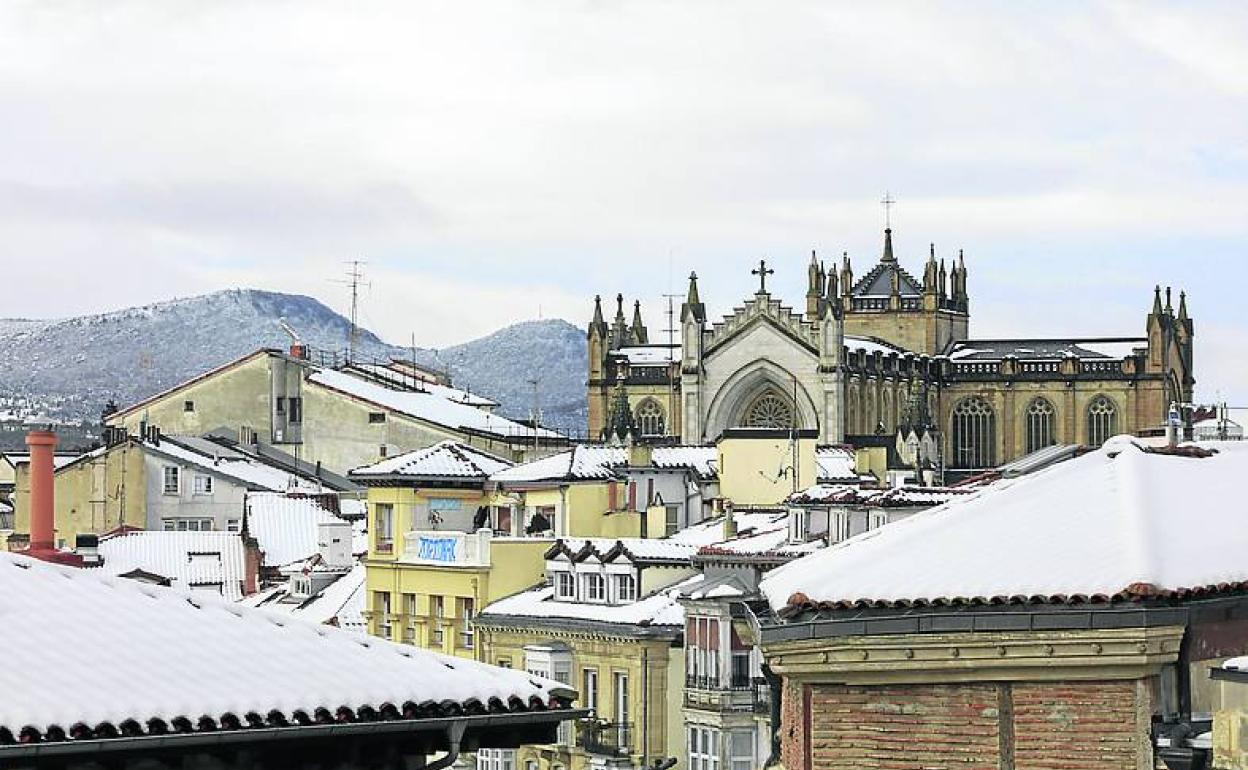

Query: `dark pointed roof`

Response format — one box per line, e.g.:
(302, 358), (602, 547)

(849, 228), (922, 297)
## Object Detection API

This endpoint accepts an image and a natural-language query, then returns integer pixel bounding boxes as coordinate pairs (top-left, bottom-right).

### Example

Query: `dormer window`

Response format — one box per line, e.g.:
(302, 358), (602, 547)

(555, 572), (575, 600)
(584, 573), (606, 602)
(616, 574), (637, 603)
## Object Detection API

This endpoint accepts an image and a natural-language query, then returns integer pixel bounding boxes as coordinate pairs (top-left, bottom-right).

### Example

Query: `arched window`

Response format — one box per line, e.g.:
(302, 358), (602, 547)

(741, 390), (794, 429)
(1087, 395), (1118, 447)
(951, 396), (995, 469)
(634, 400), (665, 437)
(1025, 397), (1056, 454)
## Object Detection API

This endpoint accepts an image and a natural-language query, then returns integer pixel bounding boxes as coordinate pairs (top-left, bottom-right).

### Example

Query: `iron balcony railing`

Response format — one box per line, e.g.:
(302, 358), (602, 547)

(579, 721), (633, 756)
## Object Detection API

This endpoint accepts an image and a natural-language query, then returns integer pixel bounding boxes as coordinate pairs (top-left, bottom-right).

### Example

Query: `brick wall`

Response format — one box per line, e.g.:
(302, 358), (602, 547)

(785, 679), (1151, 770)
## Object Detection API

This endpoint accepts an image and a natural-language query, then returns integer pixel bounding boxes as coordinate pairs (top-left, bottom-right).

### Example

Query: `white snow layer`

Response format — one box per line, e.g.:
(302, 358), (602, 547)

(0, 552), (566, 733)
(761, 440), (1248, 611)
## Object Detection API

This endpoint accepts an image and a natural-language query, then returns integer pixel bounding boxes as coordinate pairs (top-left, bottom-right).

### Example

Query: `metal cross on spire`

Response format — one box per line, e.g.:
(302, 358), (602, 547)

(752, 258), (774, 293)
(881, 191), (896, 229)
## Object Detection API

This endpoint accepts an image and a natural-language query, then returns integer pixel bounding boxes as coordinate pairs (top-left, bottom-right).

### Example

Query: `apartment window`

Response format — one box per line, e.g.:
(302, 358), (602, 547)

(689, 726), (721, 770)
(192, 474), (214, 495)
(582, 668), (599, 715)
(868, 511), (889, 531)
(729, 730), (755, 770)
(731, 650), (751, 688)
(431, 596), (445, 646)
(375, 591), (392, 638)
(831, 511), (850, 542)
(614, 672), (630, 746)
(226, 518), (241, 533)
(162, 466), (180, 495)
(162, 518), (213, 532)
(555, 571), (575, 600)
(459, 597), (475, 649)
(375, 503), (394, 553)
(686, 616), (720, 688)
(493, 505), (513, 536)
(368, 412), (387, 424)
(401, 593), (417, 643)
(379, 445), (388, 458)
(497, 658), (513, 668)
(477, 749), (515, 770)
(275, 396), (285, 415)
(665, 505), (680, 537)
(584, 573), (606, 602)
(184, 400), (195, 413)
(616, 574), (637, 603)
(288, 397), (303, 424)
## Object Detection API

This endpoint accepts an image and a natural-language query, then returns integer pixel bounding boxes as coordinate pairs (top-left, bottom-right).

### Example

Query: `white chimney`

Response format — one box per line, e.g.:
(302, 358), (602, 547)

(317, 520), (353, 569)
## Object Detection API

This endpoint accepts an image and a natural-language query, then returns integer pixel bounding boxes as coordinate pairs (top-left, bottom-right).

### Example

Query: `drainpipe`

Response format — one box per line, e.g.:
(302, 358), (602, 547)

(642, 646), (650, 767)
(424, 721), (468, 770)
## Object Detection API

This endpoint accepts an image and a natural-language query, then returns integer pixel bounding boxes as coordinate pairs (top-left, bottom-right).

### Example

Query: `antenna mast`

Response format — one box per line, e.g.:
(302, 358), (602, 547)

(331, 260), (369, 364)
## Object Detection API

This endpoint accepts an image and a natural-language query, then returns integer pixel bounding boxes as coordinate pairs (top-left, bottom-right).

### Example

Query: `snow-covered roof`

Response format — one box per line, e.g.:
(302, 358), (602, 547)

(762, 439), (1246, 613)
(351, 440), (514, 480)
(309, 368), (561, 440)
(350, 363), (499, 407)
(546, 537), (698, 565)
(480, 577), (693, 628)
(0, 552), (573, 744)
(492, 444), (717, 484)
(788, 484), (974, 507)
(1, 452), (81, 470)
(945, 338), (1146, 361)
(147, 436), (323, 493)
(615, 346), (679, 365)
(98, 531), (249, 601)
(1223, 656), (1248, 672)
(843, 336), (906, 356)
(240, 562), (367, 632)
(245, 493), (344, 568)
(666, 512), (790, 548)
(815, 446), (858, 482)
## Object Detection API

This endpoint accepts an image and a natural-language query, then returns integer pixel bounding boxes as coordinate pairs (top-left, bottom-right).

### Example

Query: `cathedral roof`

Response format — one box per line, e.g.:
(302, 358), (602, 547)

(851, 262), (923, 298)
(945, 338), (1146, 361)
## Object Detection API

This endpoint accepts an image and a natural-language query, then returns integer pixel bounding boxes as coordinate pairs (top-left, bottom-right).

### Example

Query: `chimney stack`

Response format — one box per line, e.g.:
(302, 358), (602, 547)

(723, 500), (737, 540)
(21, 430), (82, 566)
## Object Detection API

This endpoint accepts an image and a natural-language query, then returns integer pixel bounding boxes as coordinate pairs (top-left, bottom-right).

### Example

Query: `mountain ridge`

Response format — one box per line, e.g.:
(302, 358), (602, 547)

(0, 289), (589, 436)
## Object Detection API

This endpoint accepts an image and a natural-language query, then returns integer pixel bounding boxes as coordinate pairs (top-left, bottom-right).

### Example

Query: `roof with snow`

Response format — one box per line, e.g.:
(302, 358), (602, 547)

(815, 446), (858, 483)
(787, 484), (974, 507)
(478, 577), (693, 632)
(347, 363), (498, 407)
(309, 368), (561, 441)
(490, 444), (718, 484)
(0, 552), (574, 748)
(944, 338), (1146, 361)
(762, 438), (1245, 615)
(842, 336), (907, 357)
(240, 562), (367, 632)
(351, 440), (514, 482)
(545, 537), (699, 566)
(245, 493), (345, 568)
(98, 531), (249, 601)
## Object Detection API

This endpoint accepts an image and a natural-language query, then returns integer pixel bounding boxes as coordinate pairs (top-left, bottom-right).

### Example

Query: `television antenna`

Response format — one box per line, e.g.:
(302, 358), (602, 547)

(330, 260), (369, 363)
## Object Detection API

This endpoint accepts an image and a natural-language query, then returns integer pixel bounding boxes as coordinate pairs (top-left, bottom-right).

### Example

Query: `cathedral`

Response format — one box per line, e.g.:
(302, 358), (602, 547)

(586, 228), (1195, 473)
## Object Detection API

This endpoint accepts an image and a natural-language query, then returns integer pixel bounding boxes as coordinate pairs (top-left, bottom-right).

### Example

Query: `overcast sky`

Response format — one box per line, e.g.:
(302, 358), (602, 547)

(1, 1), (1245, 403)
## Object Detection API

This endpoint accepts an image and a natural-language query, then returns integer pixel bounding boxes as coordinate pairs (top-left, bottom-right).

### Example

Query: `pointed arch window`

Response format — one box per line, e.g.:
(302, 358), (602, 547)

(741, 391), (794, 429)
(634, 400), (665, 437)
(1087, 395), (1118, 447)
(1025, 398), (1056, 454)
(951, 396), (995, 469)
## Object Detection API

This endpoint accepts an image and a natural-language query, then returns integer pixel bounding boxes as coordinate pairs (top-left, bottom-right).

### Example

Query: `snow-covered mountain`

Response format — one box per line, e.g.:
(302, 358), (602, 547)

(0, 289), (589, 436)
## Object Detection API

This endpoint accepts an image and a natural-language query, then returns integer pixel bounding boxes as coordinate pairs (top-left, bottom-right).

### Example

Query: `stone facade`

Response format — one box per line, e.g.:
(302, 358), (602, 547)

(587, 229), (1196, 473)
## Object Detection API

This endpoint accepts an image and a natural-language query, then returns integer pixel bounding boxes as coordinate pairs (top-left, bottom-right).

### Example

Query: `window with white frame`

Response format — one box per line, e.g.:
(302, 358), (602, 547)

(375, 591), (392, 638)
(688, 726), (721, 770)
(584, 573), (606, 602)
(614, 672), (630, 746)
(477, 749), (515, 770)
(729, 730), (755, 770)
(162, 466), (180, 495)
(555, 571), (575, 600)
(459, 597), (475, 649)
(616, 573), (637, 603)
(868, 510), (889, 531)
(162, 518), (213, 532)
(582, 668), (599, 715)
(191, 474), (214, 495)
(374, 503), (394, 552)
(430, 595), (445, 645)
(831, 510), (851, 542)
(685, 616), (721, 688)
(226, 518), (241, 532)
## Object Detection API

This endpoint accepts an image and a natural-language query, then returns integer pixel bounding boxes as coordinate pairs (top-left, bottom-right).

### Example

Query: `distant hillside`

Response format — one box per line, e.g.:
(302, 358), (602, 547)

(0, 289), (588, 436)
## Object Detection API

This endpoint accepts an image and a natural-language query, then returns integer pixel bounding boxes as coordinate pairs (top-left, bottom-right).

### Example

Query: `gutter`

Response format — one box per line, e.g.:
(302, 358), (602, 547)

(0, 709), (590, 761)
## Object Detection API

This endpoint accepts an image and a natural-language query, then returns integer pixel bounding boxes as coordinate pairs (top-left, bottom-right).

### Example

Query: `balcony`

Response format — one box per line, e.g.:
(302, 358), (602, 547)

(579, 721), (632, 756)
(401, 529), (492, 566)
(684, 677), (771, 714)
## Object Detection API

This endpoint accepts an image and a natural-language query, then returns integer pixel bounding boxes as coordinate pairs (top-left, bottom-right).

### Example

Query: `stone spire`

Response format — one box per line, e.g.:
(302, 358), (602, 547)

(610, 293), (628, 349)
(881, 228), (896, 263)
(681, 272), (706, 323)
(588, 294), (608, 340)
(1152, 285), (1164, 316)
(923, 243), (938, 294)
(630, 300), (649, 345)
(606, 380), (635, 443)
(840, 252), (853, 296)
(1165, 286), (1174, 315)
(806, 251), (822, 318)
(1178, 290), (1189, 322)
(939, 259), (948, 298)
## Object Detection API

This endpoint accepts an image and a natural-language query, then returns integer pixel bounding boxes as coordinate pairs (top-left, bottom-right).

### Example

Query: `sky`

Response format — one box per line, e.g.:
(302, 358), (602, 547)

(0, 1), (1245, 404)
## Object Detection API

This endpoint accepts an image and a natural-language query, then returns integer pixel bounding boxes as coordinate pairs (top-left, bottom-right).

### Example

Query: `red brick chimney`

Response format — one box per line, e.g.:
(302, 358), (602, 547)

(21, 431), (82, 567)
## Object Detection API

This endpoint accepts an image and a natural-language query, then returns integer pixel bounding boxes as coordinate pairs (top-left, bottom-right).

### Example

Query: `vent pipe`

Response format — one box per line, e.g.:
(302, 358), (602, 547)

(20, 431), (82, 566)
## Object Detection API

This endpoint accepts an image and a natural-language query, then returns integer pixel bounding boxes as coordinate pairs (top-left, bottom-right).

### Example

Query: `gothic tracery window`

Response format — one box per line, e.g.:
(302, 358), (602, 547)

(1087, 395), (1118, 447)
(1025, 397), (1056, 454)
(634, 400), (665, 437)
(741, 391), (794, 429)
(951, 396), (996, 469)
